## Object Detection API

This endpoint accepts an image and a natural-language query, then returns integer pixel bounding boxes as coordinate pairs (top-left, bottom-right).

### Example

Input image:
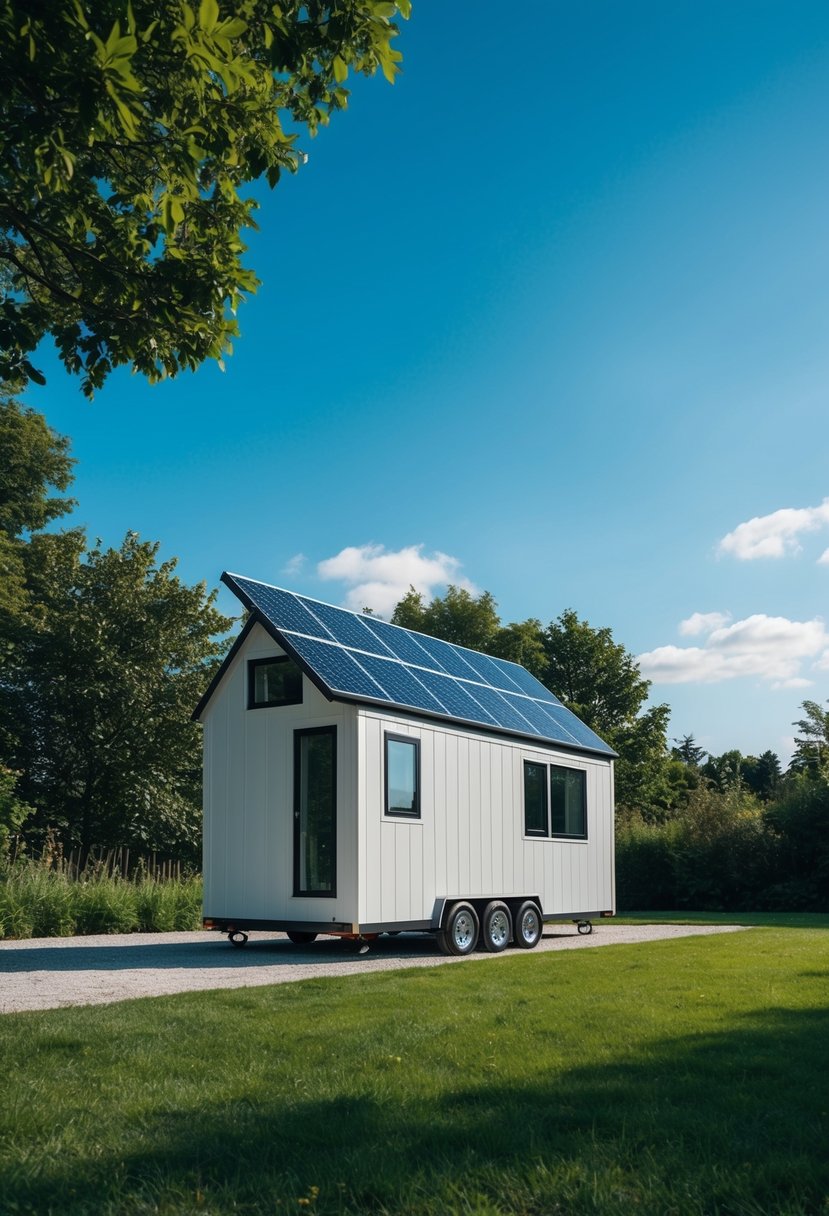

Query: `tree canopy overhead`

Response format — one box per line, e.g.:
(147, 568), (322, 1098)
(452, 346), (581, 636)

(0, 0), (408, 396)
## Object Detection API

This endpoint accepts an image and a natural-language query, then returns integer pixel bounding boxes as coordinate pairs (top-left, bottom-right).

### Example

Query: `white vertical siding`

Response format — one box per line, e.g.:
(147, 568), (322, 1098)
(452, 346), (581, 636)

(201, 623), (358, 926)
(357, 708), (614, 925)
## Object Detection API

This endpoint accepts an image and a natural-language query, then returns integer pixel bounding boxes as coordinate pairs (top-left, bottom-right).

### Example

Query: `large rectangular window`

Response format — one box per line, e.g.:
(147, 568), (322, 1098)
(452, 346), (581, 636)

(385, 734), (420, 818)
(248, 656), (302, 709)
(294, 727), (336, 896)
(523, 761), (548, 836)
(550, 766), (587, 838)
(524, 760), (587, 839)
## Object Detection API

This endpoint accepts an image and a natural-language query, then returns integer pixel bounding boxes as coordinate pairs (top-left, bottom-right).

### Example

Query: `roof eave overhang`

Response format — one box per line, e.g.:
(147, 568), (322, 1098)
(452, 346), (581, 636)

(326, 690), (617, 760)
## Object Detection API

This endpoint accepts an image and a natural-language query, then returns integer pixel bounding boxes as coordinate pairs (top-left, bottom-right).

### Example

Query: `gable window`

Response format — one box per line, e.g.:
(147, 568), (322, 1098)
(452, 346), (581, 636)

(385, 734), (420, 818)
(524, 760), (587, 839)
(248, 656), (302, 709)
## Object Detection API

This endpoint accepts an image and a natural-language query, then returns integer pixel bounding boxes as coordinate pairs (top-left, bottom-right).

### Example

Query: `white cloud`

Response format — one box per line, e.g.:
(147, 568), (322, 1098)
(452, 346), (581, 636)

(639, 612), (829, 686)
(316, 544), (476, 616)
(679, 611), (731, 636)
(282, 552), (306, 576)
(718, 498), (829, 560)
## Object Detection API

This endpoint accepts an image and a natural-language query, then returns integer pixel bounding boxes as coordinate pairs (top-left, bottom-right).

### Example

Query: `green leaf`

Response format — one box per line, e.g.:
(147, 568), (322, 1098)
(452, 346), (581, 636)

(199, 0), (220, 34)
(332, 55), (347, 83)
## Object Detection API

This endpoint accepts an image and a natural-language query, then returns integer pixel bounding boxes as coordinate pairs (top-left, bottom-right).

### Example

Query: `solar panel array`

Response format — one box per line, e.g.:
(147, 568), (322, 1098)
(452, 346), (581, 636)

(224, 573), (615, 757)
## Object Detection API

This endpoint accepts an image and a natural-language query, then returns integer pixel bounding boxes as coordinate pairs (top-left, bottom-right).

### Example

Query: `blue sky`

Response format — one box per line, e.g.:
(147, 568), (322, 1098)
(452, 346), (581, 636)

(27, 1), (829, 763)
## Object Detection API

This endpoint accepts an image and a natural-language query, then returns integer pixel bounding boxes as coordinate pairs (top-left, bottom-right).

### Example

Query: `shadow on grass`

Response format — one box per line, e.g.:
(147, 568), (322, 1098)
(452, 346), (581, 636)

(4, 1005), (828, 1215)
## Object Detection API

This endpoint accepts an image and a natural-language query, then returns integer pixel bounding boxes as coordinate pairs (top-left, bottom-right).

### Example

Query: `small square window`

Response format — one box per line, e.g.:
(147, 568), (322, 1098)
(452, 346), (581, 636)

(385, 734), (420, 818)
(248, 656), (303, 709)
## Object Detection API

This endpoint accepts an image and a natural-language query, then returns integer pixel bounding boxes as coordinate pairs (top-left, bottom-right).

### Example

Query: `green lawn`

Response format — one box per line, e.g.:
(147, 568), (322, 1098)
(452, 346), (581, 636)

(1, 927), (827, 1215)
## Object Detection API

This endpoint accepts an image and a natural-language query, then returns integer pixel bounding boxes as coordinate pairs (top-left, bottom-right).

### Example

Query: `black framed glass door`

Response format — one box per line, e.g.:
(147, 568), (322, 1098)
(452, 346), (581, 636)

(293, 726), (336, 896)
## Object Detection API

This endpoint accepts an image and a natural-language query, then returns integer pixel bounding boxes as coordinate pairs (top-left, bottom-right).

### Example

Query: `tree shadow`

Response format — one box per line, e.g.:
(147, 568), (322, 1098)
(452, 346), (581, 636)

(4, 1004), (827, 1214)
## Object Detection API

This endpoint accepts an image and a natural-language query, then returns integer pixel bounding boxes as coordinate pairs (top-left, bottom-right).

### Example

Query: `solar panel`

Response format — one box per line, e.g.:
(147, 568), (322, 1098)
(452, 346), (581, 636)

(355, 653), (447, 715)
(359, 614), (445, 668)
(286, 636), (394, 703)
(222, 573), (615, 757)
(456, 648), (525, 694)
(302, 599), (396, 658)
(406, 632), (482, 680)
(415, 669), (500, 725)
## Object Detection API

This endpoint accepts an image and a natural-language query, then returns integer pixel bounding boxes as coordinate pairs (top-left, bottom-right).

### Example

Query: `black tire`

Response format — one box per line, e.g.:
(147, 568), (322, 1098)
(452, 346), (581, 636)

(513, 901), (543, 949)
(286, 930), (317, 945)
(577, 920), (593, 935)
(442, 902), (479, 955)
(480, 901), (512, 953)
(228, 930), (248, 947)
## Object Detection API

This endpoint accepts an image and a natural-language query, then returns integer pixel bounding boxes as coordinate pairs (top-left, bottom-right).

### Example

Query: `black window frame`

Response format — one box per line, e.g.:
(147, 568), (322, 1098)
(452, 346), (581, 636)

(247, 655), (303, 710)
(523, 759), (588, 841)
(523, 760), (549, 837)
(293, 725), (337, 898)
(549, 764), (588, 840)
(384, 732), (421, 819)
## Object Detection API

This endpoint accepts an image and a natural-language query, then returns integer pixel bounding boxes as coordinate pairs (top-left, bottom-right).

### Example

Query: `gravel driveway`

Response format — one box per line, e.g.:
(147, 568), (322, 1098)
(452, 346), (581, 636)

(0, 923), (747, 1014)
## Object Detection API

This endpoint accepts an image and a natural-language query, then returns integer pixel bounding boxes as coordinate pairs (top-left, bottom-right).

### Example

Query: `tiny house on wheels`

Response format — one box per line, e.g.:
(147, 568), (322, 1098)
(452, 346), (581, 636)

(193, 574), (617, 955)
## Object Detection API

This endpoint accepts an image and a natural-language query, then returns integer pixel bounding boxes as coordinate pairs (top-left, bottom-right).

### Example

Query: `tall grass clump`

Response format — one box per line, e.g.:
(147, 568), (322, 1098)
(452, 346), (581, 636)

(134, 874), (203, 932)
(0, 856), (203, 940)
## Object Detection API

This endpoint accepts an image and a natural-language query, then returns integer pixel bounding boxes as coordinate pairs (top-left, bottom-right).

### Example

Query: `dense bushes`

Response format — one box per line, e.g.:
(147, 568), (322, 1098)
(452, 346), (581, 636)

(0, 861), (203, 939)
(616, 776), (829, 912)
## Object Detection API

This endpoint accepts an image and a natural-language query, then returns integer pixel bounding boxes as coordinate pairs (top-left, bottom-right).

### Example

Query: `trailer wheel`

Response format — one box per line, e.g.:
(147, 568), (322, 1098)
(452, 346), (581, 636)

(577, 920), (593, 935)
(228, 930), (248, 947)
(513, 901), (542, 949)
(480, 901), (512, 953)
(442, 902), (479, 955)
(286, 931), (317, 945)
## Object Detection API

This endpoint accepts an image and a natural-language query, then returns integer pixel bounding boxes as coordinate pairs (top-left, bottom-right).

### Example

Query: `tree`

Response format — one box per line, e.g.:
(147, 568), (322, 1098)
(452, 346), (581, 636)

(391, 585), (547, 675)
(0, 0), (409, 396)
(671, 734), (707, 767)
(541, 610), (674, 813)
(0, 394), (75, 535)
(789, 700), (829, 776)
(0, 395), (76, 658)
(701, 749), (745, 794)
(542, 609), (652, 735)
(742, 750), (781, 802)
(489, 618), (547, 680)
(3, 532), (233, 863)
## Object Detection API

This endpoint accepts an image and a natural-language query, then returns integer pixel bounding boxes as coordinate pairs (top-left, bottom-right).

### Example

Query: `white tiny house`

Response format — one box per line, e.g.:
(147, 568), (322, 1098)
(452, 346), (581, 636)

(193, 574), (616, 954)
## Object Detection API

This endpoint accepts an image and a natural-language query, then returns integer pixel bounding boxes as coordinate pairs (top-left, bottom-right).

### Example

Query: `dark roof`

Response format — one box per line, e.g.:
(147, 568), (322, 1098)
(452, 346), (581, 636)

(194, 573), (616, 759)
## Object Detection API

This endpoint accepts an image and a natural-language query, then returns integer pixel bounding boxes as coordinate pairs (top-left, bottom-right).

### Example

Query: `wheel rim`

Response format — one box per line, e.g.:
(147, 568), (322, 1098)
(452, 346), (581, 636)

(489, 910), (510, 947)
(453, 912), (476, 950)
(521, 909), (539, 943)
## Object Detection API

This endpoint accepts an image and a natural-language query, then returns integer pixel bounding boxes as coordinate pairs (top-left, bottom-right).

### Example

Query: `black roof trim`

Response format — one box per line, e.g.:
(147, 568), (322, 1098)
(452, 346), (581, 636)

(192, 614), (258, 722)
(330, 691), (618, 759)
